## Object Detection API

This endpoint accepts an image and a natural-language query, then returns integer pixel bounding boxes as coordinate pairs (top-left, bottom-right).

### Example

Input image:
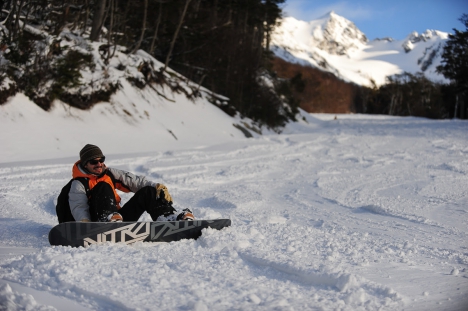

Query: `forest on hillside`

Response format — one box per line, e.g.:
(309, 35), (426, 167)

(272, 57), (467, 120)
(0, 0), (298, 128)
(0, 1), (466, 125)
(274, 60), (465, 120)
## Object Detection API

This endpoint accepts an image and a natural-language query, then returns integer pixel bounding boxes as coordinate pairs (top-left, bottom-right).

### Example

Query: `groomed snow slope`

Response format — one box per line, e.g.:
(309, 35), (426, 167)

(0, 110), (467, 310)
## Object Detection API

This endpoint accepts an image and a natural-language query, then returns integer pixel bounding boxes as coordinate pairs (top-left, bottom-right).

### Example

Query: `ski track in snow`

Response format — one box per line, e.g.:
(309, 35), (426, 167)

(1, 115), (468, 310)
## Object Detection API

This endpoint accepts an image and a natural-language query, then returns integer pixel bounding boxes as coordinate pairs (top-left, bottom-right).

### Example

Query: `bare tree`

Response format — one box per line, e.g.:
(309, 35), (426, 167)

(80, 0), (91, 36)
(103, 0), (118, 64)
(90, 0), (106, 41)
(149, 1), (163, 55)
(162, 0), (192, 72)
(130, 0), (148, 54)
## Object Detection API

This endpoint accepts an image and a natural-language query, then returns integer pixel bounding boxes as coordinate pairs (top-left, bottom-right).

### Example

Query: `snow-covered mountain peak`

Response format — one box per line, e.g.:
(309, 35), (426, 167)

(404, 30), (449, 44)
(319, 11), (368, 54)
(285, 11), (368, 55)
(271, 12), (450, 86)
(402, 29), (449, 51)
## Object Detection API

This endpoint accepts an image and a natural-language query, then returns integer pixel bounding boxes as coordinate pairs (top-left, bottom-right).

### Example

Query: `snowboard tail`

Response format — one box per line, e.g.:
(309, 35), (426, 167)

(49, 219), (231, 247)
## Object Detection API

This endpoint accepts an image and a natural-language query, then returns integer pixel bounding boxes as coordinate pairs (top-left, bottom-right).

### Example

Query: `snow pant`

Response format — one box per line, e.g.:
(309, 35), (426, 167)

(88, 182), (176, 222)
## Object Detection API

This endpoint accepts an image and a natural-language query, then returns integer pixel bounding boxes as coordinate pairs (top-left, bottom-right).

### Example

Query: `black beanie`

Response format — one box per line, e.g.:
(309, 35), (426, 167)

(80, 144), (104, 164)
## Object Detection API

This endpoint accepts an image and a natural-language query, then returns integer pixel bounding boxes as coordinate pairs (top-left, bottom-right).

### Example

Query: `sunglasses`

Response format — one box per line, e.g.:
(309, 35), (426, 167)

(88, 157), (105, 165)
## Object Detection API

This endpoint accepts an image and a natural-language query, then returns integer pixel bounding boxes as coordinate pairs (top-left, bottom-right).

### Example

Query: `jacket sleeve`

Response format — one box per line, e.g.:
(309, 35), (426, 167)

(69, 180), (91, 221)
(107, 167), (157, 193)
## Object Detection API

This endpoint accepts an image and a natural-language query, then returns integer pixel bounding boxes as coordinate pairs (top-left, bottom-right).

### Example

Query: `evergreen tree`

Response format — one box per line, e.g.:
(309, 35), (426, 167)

(437, 14), (468, 117)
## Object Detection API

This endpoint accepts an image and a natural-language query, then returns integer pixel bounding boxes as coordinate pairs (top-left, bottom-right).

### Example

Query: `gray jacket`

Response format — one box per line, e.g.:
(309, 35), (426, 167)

(69, 165), (157, 221)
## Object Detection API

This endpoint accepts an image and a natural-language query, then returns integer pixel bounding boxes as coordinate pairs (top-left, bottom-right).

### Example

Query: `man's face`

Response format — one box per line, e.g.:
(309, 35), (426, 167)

(84, 157), (105, 175)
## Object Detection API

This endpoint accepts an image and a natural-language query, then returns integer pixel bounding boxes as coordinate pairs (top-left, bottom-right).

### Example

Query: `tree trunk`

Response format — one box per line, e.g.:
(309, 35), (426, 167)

(13, 0), (26, 40)
(6, 0), (17, 41)
(81, 0), (90, 36)
(21, 0), (33, 33)
(162, 0), (192, 72)
(461, 94), (466, 119)
(130, 0), (148, 54)
(149, 1), (163, 54)
(54, 3), (70, 35)
(104, 0), (117, 64)
(90, 0), (106, 41)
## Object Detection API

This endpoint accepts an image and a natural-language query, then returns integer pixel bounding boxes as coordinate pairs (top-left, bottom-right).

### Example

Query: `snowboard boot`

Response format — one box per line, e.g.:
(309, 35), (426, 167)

(156, 208), (195, 221)
(177, 208), (195, 221)
(107, 212), (123, 222)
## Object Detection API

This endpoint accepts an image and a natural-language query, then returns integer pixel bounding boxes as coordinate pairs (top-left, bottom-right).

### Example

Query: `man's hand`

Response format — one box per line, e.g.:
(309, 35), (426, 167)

(155, 184), (173, 203)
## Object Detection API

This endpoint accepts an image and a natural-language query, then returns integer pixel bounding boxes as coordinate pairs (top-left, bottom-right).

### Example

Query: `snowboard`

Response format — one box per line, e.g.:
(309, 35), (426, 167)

(49, 219), (231, 247)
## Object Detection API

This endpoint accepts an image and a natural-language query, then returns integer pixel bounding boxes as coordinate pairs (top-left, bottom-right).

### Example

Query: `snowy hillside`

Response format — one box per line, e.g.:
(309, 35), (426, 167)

(271, 12), (450, 86)
(0, 89), (253, 163)
(0, 51), (260, 163)
(0, 24), (269, 164)
(0, 108), (467, 310)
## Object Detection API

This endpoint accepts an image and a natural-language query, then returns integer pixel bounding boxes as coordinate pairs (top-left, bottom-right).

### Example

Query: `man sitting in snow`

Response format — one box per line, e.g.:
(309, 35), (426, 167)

(66, 144), (194, 222)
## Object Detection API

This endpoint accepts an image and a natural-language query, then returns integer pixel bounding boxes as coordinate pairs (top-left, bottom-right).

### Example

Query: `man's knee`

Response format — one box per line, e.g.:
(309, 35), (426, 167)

(92, 181), (114, 193)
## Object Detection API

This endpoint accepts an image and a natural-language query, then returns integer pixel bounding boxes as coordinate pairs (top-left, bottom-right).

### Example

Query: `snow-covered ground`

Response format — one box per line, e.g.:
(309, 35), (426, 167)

(1, 104), (467, 310)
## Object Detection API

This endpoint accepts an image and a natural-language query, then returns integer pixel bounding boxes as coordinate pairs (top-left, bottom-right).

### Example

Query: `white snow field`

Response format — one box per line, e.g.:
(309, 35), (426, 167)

(0, 105), (467, 310)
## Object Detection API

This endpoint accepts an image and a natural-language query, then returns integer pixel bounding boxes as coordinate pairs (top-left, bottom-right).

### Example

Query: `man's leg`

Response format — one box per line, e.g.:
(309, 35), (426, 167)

(89, 182), (119, 222)
(118, 186), (176, 221)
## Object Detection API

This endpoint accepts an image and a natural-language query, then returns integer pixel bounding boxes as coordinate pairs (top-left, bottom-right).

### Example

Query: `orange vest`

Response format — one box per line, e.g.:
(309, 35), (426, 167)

(72, 161), (130, 208)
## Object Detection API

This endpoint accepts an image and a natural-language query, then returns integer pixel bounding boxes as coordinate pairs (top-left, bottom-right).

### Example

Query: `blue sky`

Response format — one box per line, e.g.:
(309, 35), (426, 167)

(282, 0), (468, 40)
